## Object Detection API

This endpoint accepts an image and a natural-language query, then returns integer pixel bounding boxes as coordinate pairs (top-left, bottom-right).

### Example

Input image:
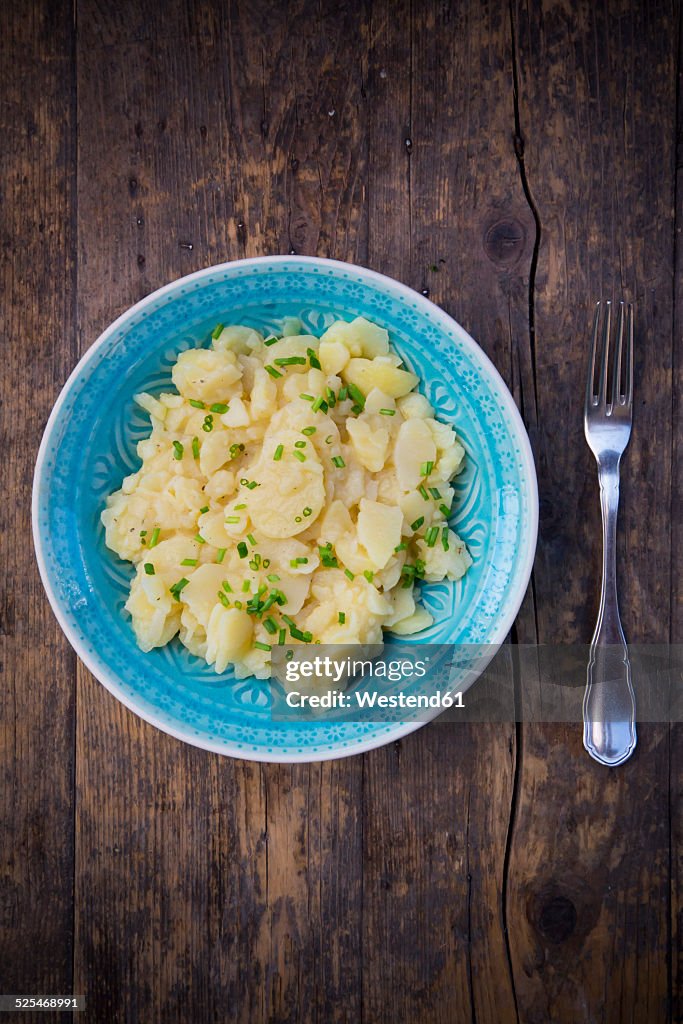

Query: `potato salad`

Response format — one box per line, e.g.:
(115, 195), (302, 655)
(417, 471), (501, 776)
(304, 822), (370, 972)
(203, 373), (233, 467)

(101, 316), (472, 678)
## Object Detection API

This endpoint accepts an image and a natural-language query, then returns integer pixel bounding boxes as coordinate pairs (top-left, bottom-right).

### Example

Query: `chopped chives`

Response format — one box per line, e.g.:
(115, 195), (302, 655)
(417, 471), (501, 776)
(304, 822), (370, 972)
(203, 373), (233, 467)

(200, 505), (209, 514)
(194, 533), (206, 544)
(181, 558), (198, 567)
(264, 617), (278, 635)
(418, 484), (430, 501)
(325, 386), (336, 406)
(247, 534), (256, 546)
(325, 435), (333, 444)
(172, 441), (184, 460)
(395, 542), (407, 552)
(338, 386), (348, 401)
(274, 356), (306, 366)
(225, 516), (240, 524)
(264, 364), (283, 379)
(189, 399), (205, 409)
(267, 573), (280, 582)
(307, 348), (322, 370)
(420, 461), (434, 477)
(249, 558), (260, 571)
(140, 530), (147, 537)
(242, 580), (251, 593)
(296, 557), (308, 564)
(300, 393), (314, 402)
(295, 516), (302, 523)
(294, 440), (306, 448)
(441, 527), (450, 551)
(303, 507), (312, 517)
(351, 404), (363, 415)
(234, 600), (243, 609)
(293, 450), (306, 462)
(311, 395), (326, 413)
(169, 577), (189, 600)
(425, 526), (439, 547)
(211, 323), (224, 339)
(144, 563), (155, 575)
(237, 542), (248, 559)
(217, 590), (230, 608)
(273, 444), (284, 461)
(363, 570), (374, 582)
(264, 335), (279, 346)
(246, 481), (259, 490)
(331, 455), (345, 468)
(344, 569), (355, 581)
(191, 436), (200, 459)
(338, 611), (346, 624)
(222, 581), (233, 593)
(379, 408), (396, 416)
(429, 487), (442, 500)
(235, 503), (246, 510)
(278, 628), (286, 645)
(210, 402), (229, 413)
(262, 558), (271, 568)
(302, 426), (316, 436)
(216, 548), (227, 564)
(230, 443), (245, 459)
(202, 415), (214, 432)
(347, 383), (365, 409)
(148, 527), (161, 548)
(439, 503), (451, 517)
(411, 516), (425, 531)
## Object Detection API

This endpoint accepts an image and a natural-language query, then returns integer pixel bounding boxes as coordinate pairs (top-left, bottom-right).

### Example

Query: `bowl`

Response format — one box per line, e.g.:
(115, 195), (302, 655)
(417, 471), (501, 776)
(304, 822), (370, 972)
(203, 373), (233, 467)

(33, 256), (538, 762)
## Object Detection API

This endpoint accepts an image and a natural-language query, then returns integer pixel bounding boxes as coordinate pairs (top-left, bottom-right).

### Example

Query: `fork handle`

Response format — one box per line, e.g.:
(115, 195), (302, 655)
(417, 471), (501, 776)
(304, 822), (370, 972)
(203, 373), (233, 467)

(583, 459), (637, 766)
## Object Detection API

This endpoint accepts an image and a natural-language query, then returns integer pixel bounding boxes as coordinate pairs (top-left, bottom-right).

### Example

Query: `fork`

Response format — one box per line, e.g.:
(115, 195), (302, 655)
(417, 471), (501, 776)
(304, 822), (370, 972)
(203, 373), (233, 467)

(583, 300), (637, 766)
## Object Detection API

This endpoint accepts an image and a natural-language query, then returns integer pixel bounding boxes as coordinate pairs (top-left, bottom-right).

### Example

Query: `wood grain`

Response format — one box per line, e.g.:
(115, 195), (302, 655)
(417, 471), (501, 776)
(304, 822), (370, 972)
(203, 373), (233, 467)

(506, 2), (677, 1021)
(74, 1), (365, 1020)
(0, 0), (77, 1014)
(361, 2), (528, 1021)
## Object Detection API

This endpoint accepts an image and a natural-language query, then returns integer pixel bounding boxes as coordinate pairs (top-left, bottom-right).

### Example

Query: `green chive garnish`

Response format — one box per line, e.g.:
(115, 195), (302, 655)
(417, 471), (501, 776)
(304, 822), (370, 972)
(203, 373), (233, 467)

(267, 573), (280, 582)
(293, 450), (306, 462)
(338, 386), (348, 401)
(202, 415), (214, 432)
(429, 488), (441, 500)
(278, 628), (286, 645)
(192, 437), (200, 460)
(274, 356), (306, 366)
(264, 335), (279, 346)
(216, 548), (226, 564)
(379, 408), (395, 416)
(189, 399), (205, 409)
(325, 435), (333, 444)
(235, 503), (246, 510)
(303, 507), (312, 517)
(420, 461), (434, 477)
(307, 348), (321, 369)
(264, 617), (278, 635)
(418, 484), (430, 501)
(194, 533), (206, 544)
(144, 563), (155, 575)
(200, 505), (209, 514)
(247, 533), (256, 545)
(426, 526), (438, 547)
(300, 393), (314, 402)
(148, 527), (161, 548)
(210, 402), (229, 413)
(395, 542), (407, 552)
(439, 503), (451, 517)
(294, 440), (306, 449)
(172, 441), (184, 460)
(442, 527), (450, 551)
(237, 542), (248, 558)
(273, 445), (284, 461)
(264, 364), (282, 379)
(242, 580), (251, 593)
(169, 577), (189, 600)
(225, 516), (240, 524)
(347, 383), (365, 409)
(311, 396), (328, 413)
(181, 558), (198, 567)
(302, 426), (316, 436)
(254, 641), (271, 652)
(338, 611), (346, 624)
(332, 455), (345, 468)
(222, 581), (233, 593)
(217, 590), (230, 608)
(411, 516), (425, 531)
(325, 387), (336, 407)
(363, 570), (374, 582)
(344, 569), (355, 581)
(211, 323), (224, 340)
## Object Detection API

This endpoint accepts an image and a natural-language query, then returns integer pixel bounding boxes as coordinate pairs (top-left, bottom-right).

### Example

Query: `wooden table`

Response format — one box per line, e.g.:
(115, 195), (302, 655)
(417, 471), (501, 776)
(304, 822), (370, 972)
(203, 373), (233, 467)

(1, 1), (680, 1021)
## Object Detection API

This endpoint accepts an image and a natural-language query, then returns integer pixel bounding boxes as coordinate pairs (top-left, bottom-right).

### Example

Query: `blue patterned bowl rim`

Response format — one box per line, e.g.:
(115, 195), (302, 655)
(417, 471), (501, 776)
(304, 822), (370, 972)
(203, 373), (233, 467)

(32, 256), (538, 762)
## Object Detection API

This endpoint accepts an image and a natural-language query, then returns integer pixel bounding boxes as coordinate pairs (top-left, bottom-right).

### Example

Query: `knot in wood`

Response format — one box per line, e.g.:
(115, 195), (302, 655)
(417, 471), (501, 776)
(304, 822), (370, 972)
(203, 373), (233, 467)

(536, 894), (577, 943)
(483, 218), (526, 267)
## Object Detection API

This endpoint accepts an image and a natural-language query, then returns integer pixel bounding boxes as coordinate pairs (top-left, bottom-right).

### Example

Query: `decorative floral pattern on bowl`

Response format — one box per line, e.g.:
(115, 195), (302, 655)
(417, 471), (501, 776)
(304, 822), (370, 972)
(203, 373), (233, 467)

(32, 256), (538, 762)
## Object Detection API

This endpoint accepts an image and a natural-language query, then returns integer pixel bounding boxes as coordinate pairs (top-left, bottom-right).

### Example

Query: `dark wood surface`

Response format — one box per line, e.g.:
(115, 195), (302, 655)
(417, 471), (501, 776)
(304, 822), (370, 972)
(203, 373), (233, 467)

(1, 1), (680, 1021)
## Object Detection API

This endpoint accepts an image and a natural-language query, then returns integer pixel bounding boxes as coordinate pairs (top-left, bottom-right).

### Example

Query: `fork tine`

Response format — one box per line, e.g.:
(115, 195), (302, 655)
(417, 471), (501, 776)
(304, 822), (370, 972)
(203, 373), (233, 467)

(625, 303), (634, 405)
(611, 302), (625, 409)
(597, 300), (611, 406)
(586, 301), (601, 407)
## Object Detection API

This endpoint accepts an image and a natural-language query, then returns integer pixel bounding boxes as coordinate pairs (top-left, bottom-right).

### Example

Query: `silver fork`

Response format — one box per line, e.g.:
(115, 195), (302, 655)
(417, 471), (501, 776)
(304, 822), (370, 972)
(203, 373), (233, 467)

(583, 300), (636, 766)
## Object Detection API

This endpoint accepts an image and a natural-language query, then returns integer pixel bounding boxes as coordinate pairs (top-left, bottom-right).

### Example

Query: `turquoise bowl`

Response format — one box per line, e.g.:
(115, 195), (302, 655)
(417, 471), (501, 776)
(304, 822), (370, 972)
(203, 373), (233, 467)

(33, 256), (538, 762)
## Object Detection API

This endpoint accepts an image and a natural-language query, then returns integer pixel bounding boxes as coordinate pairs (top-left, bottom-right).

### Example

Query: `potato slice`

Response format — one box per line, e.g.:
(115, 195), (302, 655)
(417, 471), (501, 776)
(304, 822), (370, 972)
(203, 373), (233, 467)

(357, 499), (403, 569)
(342, 358), (418, 399)
(182, 563), (230, 627)
(394, 417), (437, 490)
(172, 348), (242, 403)
(206, 606), (253, 672)
(346, 417), (389, 472)
(319, 339), (350, 376)
(213, 325), (263, 354)
(250, 434), (326, 538)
